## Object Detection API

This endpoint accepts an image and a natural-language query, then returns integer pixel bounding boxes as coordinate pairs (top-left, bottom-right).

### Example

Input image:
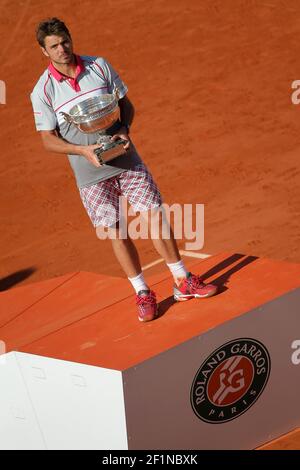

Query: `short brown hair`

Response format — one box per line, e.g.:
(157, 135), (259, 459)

(36, 17), (71, 47)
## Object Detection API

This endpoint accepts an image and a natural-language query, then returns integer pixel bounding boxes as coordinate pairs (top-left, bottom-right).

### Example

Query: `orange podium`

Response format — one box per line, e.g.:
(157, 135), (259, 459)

(0, 252), (299, 449)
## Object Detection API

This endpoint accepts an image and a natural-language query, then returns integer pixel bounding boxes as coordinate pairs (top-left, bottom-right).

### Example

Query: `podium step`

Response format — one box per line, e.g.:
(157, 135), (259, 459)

(0, 252), (299, 449)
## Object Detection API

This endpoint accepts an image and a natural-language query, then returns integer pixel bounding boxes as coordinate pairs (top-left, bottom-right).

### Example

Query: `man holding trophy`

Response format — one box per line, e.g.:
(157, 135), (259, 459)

(31, 18), (217, 322)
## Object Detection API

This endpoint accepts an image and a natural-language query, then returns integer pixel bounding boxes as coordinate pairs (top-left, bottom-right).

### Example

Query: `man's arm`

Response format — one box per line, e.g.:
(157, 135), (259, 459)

(30, 91), (101, 163)
(40, 130), (102, 167)
(111, 95), (135, 149)
(119, 95), (134, 129)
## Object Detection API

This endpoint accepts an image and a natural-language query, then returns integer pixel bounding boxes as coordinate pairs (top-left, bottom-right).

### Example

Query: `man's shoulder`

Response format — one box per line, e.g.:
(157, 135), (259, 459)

(31, 68), (51, 97)
(80, 55), (108, 67)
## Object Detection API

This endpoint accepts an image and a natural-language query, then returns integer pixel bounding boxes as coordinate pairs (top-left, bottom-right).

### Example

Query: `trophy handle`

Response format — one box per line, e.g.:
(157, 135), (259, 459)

(59, 111), (73, 123)
(113, 86), (120, 101)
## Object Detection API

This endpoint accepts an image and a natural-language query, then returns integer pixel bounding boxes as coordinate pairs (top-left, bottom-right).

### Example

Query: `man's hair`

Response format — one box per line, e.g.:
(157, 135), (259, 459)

(36, 17), (71, 47)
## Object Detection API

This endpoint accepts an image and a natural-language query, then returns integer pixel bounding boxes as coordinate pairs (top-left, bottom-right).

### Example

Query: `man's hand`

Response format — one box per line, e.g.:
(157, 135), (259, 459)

(110, 126), (130, 150)
(40, 131), (103, 167)
(79, 144), (103, 167)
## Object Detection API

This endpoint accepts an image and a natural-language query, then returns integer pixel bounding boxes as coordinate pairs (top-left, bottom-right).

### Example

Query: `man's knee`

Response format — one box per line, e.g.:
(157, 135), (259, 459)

(96, 220), (128, 240)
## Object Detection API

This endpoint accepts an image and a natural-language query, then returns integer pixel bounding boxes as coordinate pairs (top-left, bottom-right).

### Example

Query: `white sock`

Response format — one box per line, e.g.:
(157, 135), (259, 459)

(128, 272), (149, 294)
(166, 260), (188, 284)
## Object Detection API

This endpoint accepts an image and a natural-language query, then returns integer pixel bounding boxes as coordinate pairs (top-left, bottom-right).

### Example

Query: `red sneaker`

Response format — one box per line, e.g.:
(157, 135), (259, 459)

(136, 289), (158, 322)
(174, 272), (217, 301)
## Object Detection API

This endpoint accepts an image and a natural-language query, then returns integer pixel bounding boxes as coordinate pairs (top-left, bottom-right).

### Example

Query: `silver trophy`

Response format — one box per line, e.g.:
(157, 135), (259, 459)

(60, 88), (127, 165)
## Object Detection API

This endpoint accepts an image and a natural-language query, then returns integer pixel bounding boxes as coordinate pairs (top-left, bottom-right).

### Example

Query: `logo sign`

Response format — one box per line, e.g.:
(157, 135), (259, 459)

(191, 338), (271, 424)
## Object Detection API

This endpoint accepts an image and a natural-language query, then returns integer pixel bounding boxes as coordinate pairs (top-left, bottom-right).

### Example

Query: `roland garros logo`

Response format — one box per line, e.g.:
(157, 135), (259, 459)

(191, 338), (271, 423)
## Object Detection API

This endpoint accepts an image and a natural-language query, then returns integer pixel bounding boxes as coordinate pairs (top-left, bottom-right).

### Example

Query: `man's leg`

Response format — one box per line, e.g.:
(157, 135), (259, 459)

(150, 223), (181, 264)
(140, 207), (186, 278)
(108, 224), (143, 279)
(143, 207), (218, 300)
(108, 224), (158, 322)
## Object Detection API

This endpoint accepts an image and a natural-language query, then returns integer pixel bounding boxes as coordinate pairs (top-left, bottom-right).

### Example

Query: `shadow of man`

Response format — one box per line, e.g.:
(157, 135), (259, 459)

(157, 253), (258, 317)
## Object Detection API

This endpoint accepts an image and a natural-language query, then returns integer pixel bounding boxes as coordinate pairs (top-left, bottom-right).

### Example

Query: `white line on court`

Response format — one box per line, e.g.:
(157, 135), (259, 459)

(179, 250), (211, 259)
(141, 258), (164, 271)
(141, 251), (211, 271)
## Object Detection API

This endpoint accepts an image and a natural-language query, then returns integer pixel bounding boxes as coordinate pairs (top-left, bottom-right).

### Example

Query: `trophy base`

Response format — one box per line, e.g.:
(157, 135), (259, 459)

(94, 137), (127, 165)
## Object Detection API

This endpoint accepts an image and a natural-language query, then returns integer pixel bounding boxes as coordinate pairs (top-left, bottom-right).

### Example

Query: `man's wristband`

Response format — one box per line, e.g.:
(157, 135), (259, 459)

(121, 123), (130, 134)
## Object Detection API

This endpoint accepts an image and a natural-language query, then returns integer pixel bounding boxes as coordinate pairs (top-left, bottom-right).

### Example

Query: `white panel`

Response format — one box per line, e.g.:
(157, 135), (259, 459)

(0, 352), (46, 450)
(15, 352), (128, 450)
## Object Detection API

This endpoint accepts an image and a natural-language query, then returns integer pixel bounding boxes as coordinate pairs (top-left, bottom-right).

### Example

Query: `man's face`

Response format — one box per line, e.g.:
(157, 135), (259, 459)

(41, 34), (74, 65)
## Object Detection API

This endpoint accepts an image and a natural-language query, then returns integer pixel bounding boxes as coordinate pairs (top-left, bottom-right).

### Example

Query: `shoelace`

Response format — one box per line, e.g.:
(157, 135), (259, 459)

(188, 274), (205, 290)
(136, 292), (156, 305)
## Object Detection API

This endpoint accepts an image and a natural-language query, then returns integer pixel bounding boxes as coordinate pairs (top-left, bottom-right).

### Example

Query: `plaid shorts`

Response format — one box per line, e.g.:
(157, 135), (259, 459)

(79, 163), (163, 227)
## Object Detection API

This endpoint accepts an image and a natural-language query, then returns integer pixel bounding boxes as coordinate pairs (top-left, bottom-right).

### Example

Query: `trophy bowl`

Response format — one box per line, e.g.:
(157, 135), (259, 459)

(60, 92), (120, 133)
(60, 89), (128, 165)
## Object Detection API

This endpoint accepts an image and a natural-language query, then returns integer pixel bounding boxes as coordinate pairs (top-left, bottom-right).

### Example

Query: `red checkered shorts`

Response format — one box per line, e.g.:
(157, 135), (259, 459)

(79, 163), (163, 227)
